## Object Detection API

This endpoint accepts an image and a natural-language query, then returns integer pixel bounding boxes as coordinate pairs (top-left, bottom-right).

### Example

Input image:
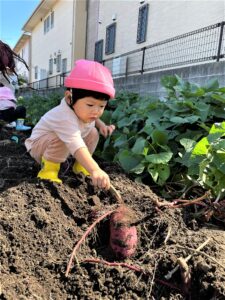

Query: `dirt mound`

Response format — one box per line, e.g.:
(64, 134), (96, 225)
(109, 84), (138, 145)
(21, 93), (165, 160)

(0, 128), (224, 300)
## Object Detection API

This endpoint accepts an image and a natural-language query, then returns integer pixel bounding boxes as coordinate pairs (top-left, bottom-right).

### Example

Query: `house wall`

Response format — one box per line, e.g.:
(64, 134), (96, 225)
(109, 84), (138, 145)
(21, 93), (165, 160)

(16, 40), (30, 81)
(148, 0), (224, 43)
(87, 0), (225, 60)
(86, 0), (100, 60)
(72, 0), (87, 62)
(15, 0), (225, 90)
(30, 0), (74, 82)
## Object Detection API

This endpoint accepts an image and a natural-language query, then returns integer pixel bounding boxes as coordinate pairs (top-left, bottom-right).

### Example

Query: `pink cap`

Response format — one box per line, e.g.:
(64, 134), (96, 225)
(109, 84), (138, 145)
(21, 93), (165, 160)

(0, 86), (16, 100)
(65, 59), (115, 99)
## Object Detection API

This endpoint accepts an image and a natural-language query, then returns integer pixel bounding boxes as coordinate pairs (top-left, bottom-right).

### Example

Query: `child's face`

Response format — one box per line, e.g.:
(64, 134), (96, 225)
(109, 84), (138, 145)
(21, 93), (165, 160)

(73, 97), (107, 123)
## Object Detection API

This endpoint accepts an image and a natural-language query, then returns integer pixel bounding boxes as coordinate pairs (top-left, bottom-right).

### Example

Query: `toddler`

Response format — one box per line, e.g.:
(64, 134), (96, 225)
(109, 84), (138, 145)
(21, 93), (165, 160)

(25, 59), (115, 190)
(0, 83), (31, 130)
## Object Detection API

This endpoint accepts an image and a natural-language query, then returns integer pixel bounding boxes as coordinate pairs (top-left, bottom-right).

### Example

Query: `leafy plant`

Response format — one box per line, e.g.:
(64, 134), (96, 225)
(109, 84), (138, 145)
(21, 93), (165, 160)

(17, 92), (63, 124)
(187, 122), (225, 198)
(96, 75), (225, 194)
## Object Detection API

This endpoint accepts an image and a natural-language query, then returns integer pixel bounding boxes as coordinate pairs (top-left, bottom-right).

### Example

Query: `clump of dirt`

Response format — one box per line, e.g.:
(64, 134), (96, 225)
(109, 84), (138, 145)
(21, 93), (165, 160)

(0, 127), (225, 300)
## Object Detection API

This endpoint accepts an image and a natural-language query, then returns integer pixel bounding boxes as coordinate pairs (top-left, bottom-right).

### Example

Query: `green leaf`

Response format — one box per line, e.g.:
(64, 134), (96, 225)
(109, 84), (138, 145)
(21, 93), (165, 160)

(157, 164), (170, 183)
(101, 110), (112, 124)
(118, 150), (143, 173)
(114, 135), (127, 148)
(213, 152), (225, 174)
(180, 138), (196, 152)
(191, 137), (209, 156)
(170, 115), (199, 124)
(147, 166), (159, 182)
(130, 163), (146, 174)
(117, 114), (141, 128)
(145, 110), (163, 124)
(147, 164), (170, 185)
(151, 129), (168, 145)
(209, 122), (225, 134)
(117, 117), (130, 128)
(145, 152), (173, 164)
(132, 137), (147, 154)
(160, 75), (178, 88)
(211, 93), (225, 103)
(203, 79), (219, 92)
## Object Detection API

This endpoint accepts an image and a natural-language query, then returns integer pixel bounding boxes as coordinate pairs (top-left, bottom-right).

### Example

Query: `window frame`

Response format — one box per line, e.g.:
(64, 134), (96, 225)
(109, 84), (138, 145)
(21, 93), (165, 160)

(34, 66), (38, 80)
(51, 11), (54, 29)
(136, 3), (149, 44)
(49, 58), (53, 75)
(62, 58), (67, 73)
(44, 11), (54, 34)
(105, 23), (116, 55)
(56, 54), (61, 72)
(94, 39), (104, 62)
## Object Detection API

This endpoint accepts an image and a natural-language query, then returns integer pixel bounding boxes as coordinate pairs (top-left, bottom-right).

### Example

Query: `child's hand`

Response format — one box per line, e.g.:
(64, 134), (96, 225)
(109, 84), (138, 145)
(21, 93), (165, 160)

(91, 168), (110, 190)
(99, 124), (115, 138)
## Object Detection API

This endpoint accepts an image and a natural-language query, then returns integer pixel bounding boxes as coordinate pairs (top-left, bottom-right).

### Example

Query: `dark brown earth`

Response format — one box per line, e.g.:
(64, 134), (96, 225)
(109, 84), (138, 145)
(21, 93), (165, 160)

(0, 127), (225, 300)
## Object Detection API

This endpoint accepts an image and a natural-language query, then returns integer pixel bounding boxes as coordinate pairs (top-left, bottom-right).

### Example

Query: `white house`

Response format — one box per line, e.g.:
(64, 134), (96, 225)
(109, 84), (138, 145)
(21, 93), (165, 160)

(13, 0), (225, 86)
(17, 0), (86, 87)
(13, 33), (31, 84)
(87, 0), (225, 60)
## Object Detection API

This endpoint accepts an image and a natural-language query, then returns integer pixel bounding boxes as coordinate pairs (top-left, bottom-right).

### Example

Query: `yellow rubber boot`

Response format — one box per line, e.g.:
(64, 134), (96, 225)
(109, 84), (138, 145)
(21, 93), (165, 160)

(37, 158), (62, 183)
(73, 161), (90, 176)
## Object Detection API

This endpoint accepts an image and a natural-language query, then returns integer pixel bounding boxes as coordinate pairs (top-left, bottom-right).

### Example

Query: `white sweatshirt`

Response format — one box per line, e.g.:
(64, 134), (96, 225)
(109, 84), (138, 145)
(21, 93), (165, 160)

(25, 98), (95, 156)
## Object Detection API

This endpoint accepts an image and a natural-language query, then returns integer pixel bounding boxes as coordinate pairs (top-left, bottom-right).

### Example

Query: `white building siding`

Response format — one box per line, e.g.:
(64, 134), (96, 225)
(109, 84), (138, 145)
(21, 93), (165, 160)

(17, 41), (30, 81)
(148, 1), (225, 44)
(92, 0), (225, 60)
(30, 0), (73, 82)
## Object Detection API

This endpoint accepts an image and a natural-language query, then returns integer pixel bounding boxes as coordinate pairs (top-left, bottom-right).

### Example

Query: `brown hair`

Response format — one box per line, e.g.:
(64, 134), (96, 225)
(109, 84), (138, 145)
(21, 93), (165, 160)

(0, 40), (29, 83)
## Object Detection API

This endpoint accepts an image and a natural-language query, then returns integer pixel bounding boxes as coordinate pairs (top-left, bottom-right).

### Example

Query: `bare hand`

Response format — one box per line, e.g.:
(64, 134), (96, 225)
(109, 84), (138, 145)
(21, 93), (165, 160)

(99, 124), (115, 138)
(91, 169), (110, 190)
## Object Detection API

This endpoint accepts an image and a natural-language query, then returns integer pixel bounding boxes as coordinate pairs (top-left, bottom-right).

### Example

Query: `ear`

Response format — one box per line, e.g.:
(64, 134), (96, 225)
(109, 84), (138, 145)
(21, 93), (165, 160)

(65, 90), (72, 105)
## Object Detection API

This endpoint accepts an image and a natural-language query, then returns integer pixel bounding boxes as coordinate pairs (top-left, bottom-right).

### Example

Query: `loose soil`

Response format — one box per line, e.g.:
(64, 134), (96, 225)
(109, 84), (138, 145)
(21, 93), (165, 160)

(0, 127), (224, 300)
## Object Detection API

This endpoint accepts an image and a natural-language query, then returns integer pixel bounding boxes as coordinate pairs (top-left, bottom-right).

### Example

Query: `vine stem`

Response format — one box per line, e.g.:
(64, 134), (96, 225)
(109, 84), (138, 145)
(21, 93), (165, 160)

(65, 209), (115, 277)
(83, 258), (182, 292)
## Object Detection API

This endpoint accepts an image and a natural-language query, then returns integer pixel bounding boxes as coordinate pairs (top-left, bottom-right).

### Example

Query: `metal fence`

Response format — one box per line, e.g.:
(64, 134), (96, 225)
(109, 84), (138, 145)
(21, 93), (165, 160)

(103, 21), (225, 77)
(28, 72), (70, 90)
(29, 21), (225, 90)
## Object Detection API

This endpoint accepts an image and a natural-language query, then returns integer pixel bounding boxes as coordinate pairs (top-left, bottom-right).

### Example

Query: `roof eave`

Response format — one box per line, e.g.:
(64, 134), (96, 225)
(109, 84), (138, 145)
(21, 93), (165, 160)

(22, 0), (58, 32)
(13, 33), (31, 53)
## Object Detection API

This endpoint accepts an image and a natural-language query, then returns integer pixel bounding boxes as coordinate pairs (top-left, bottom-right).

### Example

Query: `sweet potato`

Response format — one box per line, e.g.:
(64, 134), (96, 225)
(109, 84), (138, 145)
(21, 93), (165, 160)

(109, 206), (138, 258)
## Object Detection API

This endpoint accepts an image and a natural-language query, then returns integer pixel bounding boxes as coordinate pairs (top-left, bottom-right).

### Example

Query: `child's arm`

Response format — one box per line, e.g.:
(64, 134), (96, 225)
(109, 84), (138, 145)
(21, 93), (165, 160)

(95, 118), (115, 138)
(74, 147), (110, 190)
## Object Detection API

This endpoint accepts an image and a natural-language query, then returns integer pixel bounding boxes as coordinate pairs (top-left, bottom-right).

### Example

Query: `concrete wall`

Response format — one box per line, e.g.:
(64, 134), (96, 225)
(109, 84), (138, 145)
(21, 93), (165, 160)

(18, 61), (225, 99)
(113, 61), (225, 97)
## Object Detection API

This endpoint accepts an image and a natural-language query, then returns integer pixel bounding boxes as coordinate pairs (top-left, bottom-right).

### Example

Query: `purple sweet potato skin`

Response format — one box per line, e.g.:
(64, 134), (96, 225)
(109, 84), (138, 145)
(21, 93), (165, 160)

(109, 206), (138, 258)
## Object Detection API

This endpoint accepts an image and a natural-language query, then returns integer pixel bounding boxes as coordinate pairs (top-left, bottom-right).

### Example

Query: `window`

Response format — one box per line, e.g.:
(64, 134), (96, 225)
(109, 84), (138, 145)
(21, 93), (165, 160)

(51, 11), (54, 29)
(49, 58), (53, 75)
(94, 40), (103, 62)
(56, 54), (61, 72)
(44, 16), (50, 34)
(105, 23), (116, 55)
(62, 58), (67, 73)
(34, 66), (38, 80)
(44, 11), (54, 34)
(137, 4), (149, 43)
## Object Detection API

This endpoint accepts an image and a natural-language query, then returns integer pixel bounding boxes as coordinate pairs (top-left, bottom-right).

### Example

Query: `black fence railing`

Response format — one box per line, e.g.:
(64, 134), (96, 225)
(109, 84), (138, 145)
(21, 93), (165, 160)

(28, 21), (225, 90)
(103, 21), (225, 77)
(28, 71), (70, 90)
